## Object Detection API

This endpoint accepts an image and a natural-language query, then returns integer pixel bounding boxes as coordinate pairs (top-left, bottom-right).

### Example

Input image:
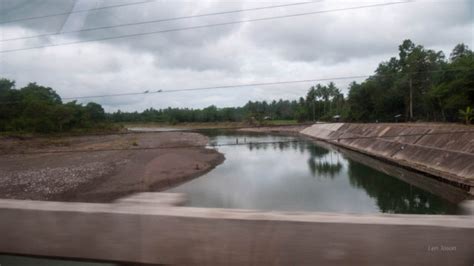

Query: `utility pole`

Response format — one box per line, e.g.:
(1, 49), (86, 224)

(409, 77), (413, 121)
(313, 101), (316, 122)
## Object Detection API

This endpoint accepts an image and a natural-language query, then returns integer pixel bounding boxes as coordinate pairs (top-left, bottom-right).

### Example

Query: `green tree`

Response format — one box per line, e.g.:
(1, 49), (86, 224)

(0, 79), (112, 133)
(430, 44), (474, 121)
(459, 106), (473, 125)
(0, 79), (19, 130)
(85, 102), (106, 122)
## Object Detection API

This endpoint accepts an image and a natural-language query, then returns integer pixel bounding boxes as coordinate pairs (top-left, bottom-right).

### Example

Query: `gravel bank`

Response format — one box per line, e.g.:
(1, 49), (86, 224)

(0, 132), (224, 202)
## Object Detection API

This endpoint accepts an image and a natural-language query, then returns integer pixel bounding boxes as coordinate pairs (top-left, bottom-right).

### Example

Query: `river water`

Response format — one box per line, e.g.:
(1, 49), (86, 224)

(169, 131), (460, 214)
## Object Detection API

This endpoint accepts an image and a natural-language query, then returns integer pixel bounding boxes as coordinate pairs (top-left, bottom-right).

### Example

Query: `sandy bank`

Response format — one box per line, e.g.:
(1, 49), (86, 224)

(0, 132), (224, 202)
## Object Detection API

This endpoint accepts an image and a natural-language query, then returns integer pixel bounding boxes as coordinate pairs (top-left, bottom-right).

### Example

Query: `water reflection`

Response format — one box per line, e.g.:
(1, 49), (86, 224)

(346, 161), (458, 214)
(169, 132), (458, 214)
(308, 160), (343, 178)
(306, 146), (343, 178)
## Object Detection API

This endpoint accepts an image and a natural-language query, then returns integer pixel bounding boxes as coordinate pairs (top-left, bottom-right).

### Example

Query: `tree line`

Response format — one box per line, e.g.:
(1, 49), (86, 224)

(110, 100), (300, 124)
(1, 40), (473, 133)
(0, 80), (108, 133)
(112, 40), (473, 124)
(345, 40), (473, 122)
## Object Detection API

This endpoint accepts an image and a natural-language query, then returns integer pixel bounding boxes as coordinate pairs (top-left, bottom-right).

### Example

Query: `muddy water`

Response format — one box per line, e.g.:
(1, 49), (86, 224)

(169, 132), (461, 214)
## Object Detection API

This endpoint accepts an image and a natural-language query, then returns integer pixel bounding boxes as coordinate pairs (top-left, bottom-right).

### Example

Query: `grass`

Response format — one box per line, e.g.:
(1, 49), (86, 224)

(0, 123), (125, 139)
(122, 120), (300, 129)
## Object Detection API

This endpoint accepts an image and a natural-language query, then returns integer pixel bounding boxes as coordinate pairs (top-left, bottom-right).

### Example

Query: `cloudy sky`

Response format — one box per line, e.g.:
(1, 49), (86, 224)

(0, 0), (472, 112)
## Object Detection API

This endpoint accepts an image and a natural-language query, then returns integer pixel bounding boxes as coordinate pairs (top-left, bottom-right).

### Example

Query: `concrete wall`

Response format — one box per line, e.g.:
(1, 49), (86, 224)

(0, 194), (473, 265)
(301, 123), (474, 194)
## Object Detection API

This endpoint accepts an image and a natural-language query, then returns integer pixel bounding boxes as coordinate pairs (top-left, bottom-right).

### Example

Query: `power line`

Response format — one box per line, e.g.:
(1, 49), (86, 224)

(63, 74), (371, 100)
(0, 67), (470, 105)
(46, 68), (474, 99)
(0, 1), (322, 42)
(0, 0), (157, 25)
(0, 73), (368, 105)
(2, 129), (473, 155)
(0, 1), (412, 54)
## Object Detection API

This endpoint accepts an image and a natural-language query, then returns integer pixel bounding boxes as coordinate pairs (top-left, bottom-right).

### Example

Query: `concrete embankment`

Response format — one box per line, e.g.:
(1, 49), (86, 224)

(0, 193), (473, 265)
(301, 123), (474, 194)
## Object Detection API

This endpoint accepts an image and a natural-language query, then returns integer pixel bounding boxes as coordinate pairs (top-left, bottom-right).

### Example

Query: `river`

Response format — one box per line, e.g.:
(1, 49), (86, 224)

(168, 131), (460, 214)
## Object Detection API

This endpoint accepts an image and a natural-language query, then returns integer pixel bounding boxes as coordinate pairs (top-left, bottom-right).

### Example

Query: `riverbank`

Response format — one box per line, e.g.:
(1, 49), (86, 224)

(300, 123), (474, 195)
(0, 132), (224, 202)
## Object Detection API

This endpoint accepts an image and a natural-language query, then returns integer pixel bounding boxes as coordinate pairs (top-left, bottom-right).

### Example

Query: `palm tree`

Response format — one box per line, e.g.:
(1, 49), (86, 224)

(459, 106), (473, 125)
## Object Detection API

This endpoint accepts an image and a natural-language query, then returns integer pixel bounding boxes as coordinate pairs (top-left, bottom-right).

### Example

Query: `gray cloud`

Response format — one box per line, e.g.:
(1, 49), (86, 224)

(246, 0), (473, 63)
(1, 0), (472, 111)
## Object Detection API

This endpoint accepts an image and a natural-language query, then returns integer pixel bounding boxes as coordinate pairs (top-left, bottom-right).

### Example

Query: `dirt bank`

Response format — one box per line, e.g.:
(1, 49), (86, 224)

(0, 132), (224, 202)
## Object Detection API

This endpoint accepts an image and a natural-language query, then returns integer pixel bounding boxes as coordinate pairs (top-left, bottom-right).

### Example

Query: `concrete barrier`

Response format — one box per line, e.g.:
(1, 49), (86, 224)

(300, 123), (474, 194)
(0, 194), (473, 265)
(300, 122), (345, 139)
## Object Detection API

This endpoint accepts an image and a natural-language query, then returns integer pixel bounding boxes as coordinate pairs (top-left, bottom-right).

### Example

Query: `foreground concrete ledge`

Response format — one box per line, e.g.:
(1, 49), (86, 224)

(114, 192), (187, 206)
(1, 193), (473, 265)
(0, 197), (473, 228)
